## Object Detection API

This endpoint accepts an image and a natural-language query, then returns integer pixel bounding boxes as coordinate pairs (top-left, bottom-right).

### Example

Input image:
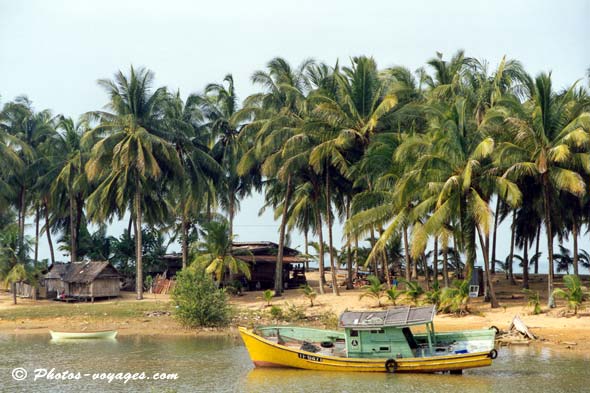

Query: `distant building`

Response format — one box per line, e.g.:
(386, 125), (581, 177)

(43, 261), (121, 301)
(232, 241), (307, 290)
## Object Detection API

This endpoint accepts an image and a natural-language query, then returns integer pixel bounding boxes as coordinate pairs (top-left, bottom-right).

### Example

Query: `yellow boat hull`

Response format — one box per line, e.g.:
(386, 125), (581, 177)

(239, 327), (494, 373)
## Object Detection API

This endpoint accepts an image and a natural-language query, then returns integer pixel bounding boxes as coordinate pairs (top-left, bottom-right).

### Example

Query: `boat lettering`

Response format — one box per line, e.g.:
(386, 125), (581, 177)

(298, 353), (322, 362)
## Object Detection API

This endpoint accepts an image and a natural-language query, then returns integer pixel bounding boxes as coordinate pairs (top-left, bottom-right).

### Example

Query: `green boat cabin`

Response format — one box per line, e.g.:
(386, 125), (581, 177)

(339, 305), (438, 359)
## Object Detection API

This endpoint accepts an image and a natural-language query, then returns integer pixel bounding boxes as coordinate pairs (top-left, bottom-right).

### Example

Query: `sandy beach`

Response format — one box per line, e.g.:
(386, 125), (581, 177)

(1, 273), (589, 354)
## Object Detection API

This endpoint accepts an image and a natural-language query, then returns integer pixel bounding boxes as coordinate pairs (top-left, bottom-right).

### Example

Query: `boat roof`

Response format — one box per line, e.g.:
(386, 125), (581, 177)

(339, 305), (437, 328)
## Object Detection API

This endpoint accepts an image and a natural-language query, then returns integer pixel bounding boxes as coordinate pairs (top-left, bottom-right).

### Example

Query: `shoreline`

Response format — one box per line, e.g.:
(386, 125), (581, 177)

(1, 274), (589, 356)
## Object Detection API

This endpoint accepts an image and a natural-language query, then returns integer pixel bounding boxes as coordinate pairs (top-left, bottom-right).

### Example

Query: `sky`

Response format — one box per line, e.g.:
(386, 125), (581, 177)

(1, 0), (589, 271)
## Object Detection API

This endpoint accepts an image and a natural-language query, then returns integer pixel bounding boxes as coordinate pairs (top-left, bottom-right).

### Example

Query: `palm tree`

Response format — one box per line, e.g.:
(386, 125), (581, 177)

(205, 74), (260, 240)
(238, 57), (314, 295)
(495, 73), (590, 307)
(161, 91), (221, 268)
(43, 116), (93, 263)
(85, 66), (183, 300)
(0, 97), (54, 252)
(310, 57), (398, 295)
(359, 275), (386, 307)
(552, 275), (589, 314)
(191, 220), (251, 283)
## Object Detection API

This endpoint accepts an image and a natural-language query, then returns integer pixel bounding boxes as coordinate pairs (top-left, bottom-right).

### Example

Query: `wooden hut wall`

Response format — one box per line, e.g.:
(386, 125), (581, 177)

(90, 278), (120, 297)
(45, 278), (68, 297)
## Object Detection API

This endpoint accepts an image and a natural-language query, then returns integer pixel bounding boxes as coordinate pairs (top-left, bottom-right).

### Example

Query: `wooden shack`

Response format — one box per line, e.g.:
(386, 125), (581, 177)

(232, 241), (307, 290)
(43, 261), (120, 301)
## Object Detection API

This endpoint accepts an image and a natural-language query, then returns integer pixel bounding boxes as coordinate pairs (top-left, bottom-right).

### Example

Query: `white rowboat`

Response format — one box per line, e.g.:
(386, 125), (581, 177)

(50, 330), (117, 340)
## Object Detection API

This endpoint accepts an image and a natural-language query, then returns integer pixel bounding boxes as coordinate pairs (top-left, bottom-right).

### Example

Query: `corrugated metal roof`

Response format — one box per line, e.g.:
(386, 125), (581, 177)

(339, 305), (437, 328)
(234, 255), (307, 264)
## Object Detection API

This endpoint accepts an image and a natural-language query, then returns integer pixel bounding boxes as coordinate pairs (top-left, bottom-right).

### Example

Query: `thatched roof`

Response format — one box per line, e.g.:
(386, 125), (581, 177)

(44, 261), (120, 284)
(44, 263), (68, 279)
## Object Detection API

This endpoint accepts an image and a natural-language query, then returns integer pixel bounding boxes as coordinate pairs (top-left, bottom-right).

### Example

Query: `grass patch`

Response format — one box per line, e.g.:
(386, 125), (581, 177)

(0, 300), (174, 321)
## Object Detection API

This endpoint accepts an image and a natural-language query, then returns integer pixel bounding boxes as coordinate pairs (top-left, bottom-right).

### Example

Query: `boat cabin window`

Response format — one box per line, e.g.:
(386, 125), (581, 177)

(350, 329), (359, 337)
(370, 329), (385, 334)
(402, 327), (418, 349)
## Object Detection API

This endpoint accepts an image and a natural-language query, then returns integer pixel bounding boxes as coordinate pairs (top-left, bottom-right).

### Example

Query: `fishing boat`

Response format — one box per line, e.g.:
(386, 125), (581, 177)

(239, 305), (497, 373)
(50, 330), (118, 340)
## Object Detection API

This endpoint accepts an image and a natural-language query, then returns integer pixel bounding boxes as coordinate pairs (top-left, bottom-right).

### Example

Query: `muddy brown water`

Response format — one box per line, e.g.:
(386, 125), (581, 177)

(1, 334), (588, 392)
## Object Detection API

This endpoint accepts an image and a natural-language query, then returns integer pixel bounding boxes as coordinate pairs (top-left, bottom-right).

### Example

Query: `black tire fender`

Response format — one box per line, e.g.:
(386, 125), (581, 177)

(488, 349), (498, 359)
(385, 358), (397, 373)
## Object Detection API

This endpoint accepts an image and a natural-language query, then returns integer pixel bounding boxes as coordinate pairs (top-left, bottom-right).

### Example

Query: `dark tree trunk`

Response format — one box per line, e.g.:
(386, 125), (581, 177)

(181, 212), (188, 269)
(433, 236), (439, 285)
(573, 217), (579, 277)
(19, 186), (26, 251)
(345, 197), (353, 290)
(229, 197), (235, 241)
(491, 197), (500, 274)
(534, 225), (540, 275)
(508, 210), (516, 285)
(325, 170), (339, 296)
(315, 207), (326, 294)
(382, 250), (392, 289)
(304, 229), (309, 270)
(43, 198), (55, 266)
(403, 226), (411, 281)
(522, 237), (529, 289)
(69, 191), (77, 263)
(542, 175), (555, 308)
(369, 227), (378, 278)
(476, 226), (499, 308)
(422, 252), (430, 290)
(135, 183), (143, 301)
(34, 204), (40, 264)
(275, 175), (293, 296)
(12, 282), (17, 305)
(442, 242), (449, 288)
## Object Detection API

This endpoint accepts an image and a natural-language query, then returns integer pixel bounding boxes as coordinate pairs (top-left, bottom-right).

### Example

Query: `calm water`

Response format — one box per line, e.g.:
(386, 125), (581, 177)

(1, 334), (589, 393)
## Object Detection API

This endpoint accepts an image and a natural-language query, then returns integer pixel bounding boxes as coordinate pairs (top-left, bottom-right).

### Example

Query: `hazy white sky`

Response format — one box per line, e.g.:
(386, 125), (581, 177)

(1, 0), (589, 268)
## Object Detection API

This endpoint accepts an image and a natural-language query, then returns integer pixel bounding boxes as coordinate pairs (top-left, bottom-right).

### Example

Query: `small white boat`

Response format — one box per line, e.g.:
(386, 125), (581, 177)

(50, 330), (118, 340)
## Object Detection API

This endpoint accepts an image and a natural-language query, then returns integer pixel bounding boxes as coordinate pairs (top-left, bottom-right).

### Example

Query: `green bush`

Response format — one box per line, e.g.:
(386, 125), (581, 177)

(269, 305), (283, 320)
(171, 267), (231, 327)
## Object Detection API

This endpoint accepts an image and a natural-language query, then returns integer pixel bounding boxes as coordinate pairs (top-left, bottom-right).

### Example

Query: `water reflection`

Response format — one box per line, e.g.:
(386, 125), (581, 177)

(1, 335), (588, 393)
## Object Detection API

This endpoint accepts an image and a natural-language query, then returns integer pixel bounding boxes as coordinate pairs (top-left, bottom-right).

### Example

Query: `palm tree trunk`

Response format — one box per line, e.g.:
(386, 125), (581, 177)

(433, 236), (439, 285)
(275, 175), (293, 296)
(135, 183), (143, 301)
(315, 206), (325, 294)
(19, 186), (26, 251)
(573, 217), (579, 277)
(181, 212), (188, 269)
(522, 237), (529, 289)
(542, 177), (555, 308)
(229, 197), (235, 241)
(442, 242), (449, 288)
(508, 210), (516, 285)
(369, 227), (378, 277)
(43, 198), (55, 266)
(422, 252), (430, 290)
(345, 197), (353, 290)
(12, 282), (17, 305)
(476, 226), (499, 308)
(34, 204), (40, 264)
(325, 170), (339, 296)
(403, 226), (411, 281)
(304, 229), (309, 270)
(69, 191), (77, 263)
(354, 236), (359, 276)
(382, 250), (392, 289)
(534, 225), (540, 275)
(491, 197), (500, 274)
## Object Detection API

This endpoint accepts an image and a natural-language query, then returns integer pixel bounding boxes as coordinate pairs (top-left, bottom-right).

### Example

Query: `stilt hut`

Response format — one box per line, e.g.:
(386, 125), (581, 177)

(43, 261), (121, 301)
